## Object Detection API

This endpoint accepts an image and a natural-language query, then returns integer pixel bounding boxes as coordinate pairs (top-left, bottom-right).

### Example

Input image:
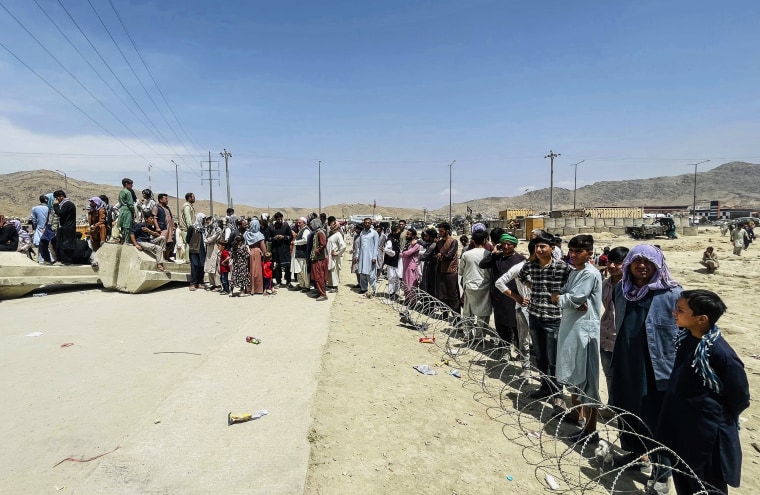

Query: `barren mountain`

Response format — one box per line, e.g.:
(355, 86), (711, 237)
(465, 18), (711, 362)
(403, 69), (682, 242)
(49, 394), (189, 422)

(1, 162), (757, 221)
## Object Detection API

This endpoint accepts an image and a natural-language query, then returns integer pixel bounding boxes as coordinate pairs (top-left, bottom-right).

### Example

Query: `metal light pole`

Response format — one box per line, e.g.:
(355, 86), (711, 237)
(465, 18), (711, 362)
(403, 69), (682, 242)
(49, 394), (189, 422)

(544, 151), (560, 214)
(448, 160), (456, 223)
(220, 149), (232, 209)
(318, 160), (322, 214)
(55, 169), (67, 191)
(570, 159), (585, 209)
(171, 160), (180, 216)
(688, 159), (710, 225)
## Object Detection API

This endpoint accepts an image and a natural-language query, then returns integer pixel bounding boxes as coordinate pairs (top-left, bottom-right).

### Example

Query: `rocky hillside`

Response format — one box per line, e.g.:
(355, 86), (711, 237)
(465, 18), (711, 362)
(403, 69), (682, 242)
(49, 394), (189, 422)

(1, 162), (757, 221)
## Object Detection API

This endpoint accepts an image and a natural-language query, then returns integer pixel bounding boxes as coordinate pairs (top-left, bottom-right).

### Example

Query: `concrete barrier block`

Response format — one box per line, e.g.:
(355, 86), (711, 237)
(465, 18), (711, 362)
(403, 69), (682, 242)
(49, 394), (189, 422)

(610, 227), (627, 236)
(578, 227), (595, 233)
(682, 227), (698, 236)
(594, 226), (607, 233)
(0, 252), (100, 300)
(563, 227), (579, 236)
(98, 243), (190, 294)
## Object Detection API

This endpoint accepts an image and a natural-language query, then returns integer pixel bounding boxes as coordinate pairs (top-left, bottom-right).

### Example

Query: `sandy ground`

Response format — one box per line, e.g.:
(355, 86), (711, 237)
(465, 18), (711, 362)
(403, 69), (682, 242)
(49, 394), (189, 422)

(305, 228), (760, 495)
(3, 227), (759, 494)
(1, 284), (331, 494)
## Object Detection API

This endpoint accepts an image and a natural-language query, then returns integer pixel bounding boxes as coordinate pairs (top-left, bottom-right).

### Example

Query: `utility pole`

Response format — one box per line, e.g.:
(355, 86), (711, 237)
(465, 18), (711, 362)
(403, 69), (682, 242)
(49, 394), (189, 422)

(55, 169), (67, 191)
(570, 159), (585, 209)
(688, 159), (710, 225)
(201, 151), (220, 218)
(448, 160), (456, 224)
(544, 150), (561, 214)
(171, 160), (180, 216)
(220, 149), (232, 209)
(318, 160), (322, 214)
(423, 208), (427, 224)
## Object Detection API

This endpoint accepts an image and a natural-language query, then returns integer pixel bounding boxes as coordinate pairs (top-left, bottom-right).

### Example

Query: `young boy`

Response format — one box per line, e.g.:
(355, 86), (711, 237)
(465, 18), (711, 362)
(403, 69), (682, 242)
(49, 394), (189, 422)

(551, 234), (603, 443)
(218, 241), (230, 295)
(657, 290), (750, 495)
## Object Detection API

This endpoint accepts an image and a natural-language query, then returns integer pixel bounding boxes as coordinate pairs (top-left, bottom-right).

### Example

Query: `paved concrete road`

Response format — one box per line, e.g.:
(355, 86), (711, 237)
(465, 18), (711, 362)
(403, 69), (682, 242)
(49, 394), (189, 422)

(1, 285), (330, 494)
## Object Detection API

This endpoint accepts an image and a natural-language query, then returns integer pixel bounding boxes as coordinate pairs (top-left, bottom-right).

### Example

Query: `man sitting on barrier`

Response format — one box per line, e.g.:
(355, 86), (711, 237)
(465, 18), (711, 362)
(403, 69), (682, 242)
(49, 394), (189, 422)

(130, 211), (166, 272)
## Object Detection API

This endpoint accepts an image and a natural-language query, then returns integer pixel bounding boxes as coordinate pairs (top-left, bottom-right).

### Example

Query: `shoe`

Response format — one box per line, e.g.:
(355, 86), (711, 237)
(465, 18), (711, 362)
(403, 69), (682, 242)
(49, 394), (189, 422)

(612, 452), (644, 470)
(219, 291), (229, 295)
(358, 290), (367, 295)
(328, 288), (337, 293)
(528, 387), (552, 400)
(316, 295), (328, 301)
(645, 479), (670, 495)
(568, 429), (599, 444)
(288, 285), (300, 291)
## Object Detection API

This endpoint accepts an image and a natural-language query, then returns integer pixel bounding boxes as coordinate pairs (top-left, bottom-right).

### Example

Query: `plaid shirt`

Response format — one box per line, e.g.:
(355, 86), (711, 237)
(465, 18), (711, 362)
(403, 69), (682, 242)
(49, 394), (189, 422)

(518, 258), (572, 320)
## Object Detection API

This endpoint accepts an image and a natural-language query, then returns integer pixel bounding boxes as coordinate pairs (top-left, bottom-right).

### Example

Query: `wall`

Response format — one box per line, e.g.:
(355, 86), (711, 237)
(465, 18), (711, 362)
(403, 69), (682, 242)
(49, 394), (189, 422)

(537, 216), (696, 236)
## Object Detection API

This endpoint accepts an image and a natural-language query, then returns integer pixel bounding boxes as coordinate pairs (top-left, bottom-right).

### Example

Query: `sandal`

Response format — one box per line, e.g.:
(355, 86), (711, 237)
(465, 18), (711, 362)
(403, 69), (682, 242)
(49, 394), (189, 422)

(156, 264), (165, 272)
(189, 286), (197, 291)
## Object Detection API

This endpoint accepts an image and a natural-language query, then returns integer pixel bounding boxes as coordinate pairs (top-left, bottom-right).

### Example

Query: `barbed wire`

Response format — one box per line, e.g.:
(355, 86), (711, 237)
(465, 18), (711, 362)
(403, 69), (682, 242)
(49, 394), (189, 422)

(370, 278), (722, 494)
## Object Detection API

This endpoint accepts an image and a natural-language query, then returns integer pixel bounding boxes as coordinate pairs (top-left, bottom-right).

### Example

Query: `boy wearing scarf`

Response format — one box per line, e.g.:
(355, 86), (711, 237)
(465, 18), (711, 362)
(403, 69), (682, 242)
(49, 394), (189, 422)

(657, 290), (749, 495)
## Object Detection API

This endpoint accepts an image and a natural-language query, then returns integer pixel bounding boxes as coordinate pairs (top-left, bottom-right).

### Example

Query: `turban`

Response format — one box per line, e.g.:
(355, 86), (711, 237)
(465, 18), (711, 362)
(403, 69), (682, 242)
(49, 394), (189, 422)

(500, 233), (518, 245)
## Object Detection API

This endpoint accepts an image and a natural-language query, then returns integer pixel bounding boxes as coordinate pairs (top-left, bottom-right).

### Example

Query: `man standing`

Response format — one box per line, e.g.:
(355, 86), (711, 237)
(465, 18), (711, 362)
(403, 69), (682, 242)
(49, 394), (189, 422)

(268, 212), (293, 288)
(177, 192), (195, 263)
(518, 232), (572, 405)
(130, 211), (166, 272)
(290, 217), (311, 290)
(53, 190), (76, 264)
(326, 216), (347, 293)
(156, 193), (175, 262)
(459, 229), (492, 338)
(354, 217), (379, 297)
(117, 178), (135, 244)
(310, 218), (329, 301)
(435, 222), (460, 315)
(479, 232), (527, 361)
(30, 195), (50, 264)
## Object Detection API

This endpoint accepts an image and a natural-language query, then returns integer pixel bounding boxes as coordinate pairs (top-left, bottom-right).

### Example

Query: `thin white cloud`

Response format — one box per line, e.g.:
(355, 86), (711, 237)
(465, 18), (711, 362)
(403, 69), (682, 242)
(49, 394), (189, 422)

(438, 188), (458, 197)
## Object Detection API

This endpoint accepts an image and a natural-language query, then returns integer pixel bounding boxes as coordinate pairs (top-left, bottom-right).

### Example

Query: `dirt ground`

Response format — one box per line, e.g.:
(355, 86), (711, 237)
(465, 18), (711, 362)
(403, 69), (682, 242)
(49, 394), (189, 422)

(305, 228), (760, 495)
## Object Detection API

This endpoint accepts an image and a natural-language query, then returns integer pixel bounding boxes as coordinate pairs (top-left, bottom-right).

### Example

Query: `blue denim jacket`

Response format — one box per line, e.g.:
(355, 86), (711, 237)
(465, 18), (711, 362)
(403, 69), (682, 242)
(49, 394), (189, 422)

(614, 285), (683, 391)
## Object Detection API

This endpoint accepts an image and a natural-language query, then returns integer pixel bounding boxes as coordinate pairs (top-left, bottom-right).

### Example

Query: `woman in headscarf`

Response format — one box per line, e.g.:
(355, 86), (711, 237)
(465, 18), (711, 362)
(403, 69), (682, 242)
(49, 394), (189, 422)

(202, 216), (222, 291)
(187, 213), (206, 290)
(229, 233), (250, 296)
(309, 218), (328, 301)
(88, 197), (107, 253)
(400, 227), (421, 310)
(609, 244), (682, 493)
(244, 217), (266, 295)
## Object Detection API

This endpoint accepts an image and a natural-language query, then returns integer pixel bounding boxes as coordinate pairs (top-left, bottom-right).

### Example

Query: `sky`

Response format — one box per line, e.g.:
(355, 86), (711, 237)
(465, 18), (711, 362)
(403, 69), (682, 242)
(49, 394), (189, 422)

(1, 0), (759, 211)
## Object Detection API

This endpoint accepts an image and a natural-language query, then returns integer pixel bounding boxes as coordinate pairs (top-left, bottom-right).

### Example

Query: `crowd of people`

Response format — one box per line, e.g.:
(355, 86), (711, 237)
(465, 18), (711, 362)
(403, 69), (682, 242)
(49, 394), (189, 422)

(2, 179), (752, 494)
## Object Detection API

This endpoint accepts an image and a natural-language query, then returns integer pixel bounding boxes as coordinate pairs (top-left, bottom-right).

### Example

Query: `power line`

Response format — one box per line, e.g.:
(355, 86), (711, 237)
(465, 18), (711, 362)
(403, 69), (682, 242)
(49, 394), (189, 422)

(107, 0), (204, 159)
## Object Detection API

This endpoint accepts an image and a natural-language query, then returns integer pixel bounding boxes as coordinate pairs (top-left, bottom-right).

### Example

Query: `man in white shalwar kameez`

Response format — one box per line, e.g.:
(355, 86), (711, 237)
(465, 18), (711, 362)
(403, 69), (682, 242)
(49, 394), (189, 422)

(459, 230), (492, 337)
(326, 216), (347, 292)
(290, 217), (311, 290)
(354, 217), (379, 296)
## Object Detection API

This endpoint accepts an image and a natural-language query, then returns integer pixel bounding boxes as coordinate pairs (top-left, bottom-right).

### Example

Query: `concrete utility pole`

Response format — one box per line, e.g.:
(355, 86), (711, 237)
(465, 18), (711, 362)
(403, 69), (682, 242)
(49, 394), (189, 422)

(171, 160), (180, 216)
(448, 160), (456, 224)
(318, 160), (322, 214)
(220, 149), (232, 209)
(201, 151), (220, 218)
(688, 159), (710, 225)
(544, 150), (561, 213)
(55, 169), (67, 191)
(570, 159), (585, 209)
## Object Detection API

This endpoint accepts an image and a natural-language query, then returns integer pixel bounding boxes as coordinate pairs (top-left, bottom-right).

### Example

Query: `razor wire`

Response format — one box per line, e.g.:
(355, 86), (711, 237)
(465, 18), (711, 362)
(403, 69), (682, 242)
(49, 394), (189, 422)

(369, 278), (722, 494)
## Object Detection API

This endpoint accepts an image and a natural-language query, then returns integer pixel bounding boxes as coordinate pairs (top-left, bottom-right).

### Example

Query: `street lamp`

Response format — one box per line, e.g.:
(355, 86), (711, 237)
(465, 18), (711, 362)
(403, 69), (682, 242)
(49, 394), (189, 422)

(55, 169), (67, 191)
(171, 160), (180, 216)
(220, 149), (232, 209)
(544, 151), (560, 213)
(448, 160), (456, 224)
(688, 159), (710, 225)
(570, 160), (585, 209)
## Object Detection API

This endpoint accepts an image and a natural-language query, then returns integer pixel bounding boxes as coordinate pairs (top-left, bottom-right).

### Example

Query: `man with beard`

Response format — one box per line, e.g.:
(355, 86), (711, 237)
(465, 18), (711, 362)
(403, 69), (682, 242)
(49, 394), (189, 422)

(177, 192), (195, 263)
(383, 224), (403, 300)
(354, 217), (379, 297)
(52, 190), (76, 264)
(309, 218), (329, 301)
(479, 231), (527, 361)
(267, 211), (293, 288)
(290, 217), (311, 291)
(156, 193), (175, 262)
(435, 222), (460, 315)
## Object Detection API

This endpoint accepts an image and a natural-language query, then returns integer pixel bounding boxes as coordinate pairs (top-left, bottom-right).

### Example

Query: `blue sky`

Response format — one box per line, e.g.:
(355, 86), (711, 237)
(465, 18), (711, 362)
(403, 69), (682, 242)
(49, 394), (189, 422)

(1, 0), (759, 211)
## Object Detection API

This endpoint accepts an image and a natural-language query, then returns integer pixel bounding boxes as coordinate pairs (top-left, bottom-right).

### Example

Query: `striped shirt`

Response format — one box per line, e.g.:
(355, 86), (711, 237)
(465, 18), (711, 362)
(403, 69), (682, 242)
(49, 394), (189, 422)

(518, 258), (572, 320)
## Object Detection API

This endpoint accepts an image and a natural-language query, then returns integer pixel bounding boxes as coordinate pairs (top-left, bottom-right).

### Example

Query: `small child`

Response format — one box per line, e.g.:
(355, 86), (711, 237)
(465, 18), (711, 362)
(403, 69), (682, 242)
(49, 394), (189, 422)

(657, 290), (750, 495)
(218, 241), (230, 295)
(262, 252), (274, 295)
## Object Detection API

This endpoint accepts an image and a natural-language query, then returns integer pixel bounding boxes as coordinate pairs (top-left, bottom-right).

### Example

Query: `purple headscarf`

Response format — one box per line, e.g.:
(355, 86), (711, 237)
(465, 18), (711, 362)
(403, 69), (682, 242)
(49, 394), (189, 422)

(620, 244), (679, 302)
